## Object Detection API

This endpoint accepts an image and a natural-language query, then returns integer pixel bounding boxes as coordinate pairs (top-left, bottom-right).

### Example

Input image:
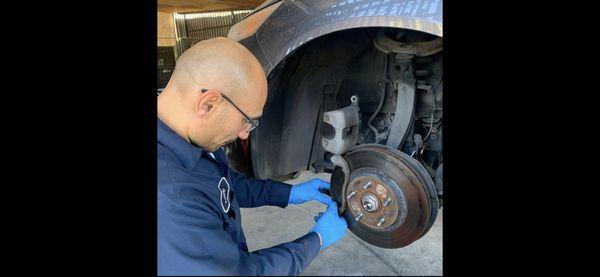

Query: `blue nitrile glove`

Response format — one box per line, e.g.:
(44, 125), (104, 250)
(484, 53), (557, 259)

(288, 178), (334, 205)
(310, 202), (348, 249)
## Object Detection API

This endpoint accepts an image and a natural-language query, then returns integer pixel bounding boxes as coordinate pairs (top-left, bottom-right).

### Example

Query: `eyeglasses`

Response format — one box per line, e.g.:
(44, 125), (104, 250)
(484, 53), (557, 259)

(201, 88), (260, 132)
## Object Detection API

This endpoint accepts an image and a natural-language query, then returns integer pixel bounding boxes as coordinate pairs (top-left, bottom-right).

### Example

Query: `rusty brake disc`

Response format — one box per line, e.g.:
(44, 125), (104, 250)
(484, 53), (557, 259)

(330, 144), (439, 248)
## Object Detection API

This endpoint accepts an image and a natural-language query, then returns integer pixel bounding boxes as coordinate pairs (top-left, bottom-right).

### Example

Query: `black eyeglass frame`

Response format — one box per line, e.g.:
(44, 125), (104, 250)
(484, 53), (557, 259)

(201, 88), (260, 132)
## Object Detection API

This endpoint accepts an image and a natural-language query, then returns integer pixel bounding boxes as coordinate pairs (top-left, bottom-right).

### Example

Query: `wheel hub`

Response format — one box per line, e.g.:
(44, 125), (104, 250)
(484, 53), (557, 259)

(345, 173), (406, 230)
(361, 192), (379, 212)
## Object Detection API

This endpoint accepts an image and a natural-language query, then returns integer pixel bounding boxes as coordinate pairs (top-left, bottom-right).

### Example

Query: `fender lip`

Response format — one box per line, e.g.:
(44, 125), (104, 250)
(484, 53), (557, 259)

(235, 0), (443, 75)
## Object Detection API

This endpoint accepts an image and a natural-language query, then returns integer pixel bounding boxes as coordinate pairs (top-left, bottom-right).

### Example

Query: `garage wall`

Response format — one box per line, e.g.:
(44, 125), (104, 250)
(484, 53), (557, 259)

(158, 11), (176, 47)
(158, 11), (177, 89)
(173, 9), (252, 58)
(157, 9), (253, 90)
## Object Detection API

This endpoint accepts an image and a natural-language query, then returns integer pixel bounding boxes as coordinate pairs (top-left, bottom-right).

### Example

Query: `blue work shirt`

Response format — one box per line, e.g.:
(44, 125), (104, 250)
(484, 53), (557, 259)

(157, 118), (321, 275)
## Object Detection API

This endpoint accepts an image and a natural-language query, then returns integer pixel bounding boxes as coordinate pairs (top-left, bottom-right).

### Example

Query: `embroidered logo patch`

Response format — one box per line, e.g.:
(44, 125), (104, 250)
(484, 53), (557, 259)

(218, 177), (230, 213)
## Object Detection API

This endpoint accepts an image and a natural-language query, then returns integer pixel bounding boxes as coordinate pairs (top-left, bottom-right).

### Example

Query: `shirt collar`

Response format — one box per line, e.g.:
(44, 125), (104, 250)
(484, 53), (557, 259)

(157, 118), (204, 168)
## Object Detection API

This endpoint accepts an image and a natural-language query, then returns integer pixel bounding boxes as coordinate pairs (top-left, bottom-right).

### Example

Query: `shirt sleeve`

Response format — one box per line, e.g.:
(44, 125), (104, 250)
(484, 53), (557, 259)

(228, 166), (293, 208)
(213, 148), (292, 208)
(158, 193), (321, 276)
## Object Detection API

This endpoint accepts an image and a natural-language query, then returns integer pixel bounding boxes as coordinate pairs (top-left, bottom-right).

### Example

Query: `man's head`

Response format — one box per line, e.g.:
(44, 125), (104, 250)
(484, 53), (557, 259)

(158, 37), (267, 152)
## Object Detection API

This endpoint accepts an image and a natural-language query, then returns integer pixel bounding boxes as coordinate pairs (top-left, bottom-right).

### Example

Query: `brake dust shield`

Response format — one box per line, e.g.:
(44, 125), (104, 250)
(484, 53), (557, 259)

(330, 144), (439, 248)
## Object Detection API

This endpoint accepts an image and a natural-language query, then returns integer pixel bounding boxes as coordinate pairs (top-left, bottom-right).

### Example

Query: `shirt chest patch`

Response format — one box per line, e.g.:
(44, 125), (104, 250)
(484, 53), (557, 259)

(218, 177), (231, 213)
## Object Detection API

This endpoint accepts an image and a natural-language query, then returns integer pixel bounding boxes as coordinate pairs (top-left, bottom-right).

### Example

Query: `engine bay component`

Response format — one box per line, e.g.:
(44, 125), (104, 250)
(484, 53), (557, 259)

(322, 95), (361, 154)
(330, 144), (439, 248)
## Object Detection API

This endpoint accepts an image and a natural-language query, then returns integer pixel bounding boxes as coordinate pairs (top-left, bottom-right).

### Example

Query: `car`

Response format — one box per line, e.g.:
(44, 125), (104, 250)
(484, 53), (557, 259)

(226, 0), (443, 249)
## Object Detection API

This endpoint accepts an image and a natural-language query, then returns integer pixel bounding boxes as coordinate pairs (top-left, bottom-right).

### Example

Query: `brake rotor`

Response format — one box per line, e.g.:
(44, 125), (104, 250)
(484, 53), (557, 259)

(330, 144), (439, 248)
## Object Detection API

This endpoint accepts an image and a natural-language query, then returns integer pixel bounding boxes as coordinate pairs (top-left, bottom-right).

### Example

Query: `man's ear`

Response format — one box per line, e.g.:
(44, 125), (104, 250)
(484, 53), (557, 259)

(195, 90), (223, 117)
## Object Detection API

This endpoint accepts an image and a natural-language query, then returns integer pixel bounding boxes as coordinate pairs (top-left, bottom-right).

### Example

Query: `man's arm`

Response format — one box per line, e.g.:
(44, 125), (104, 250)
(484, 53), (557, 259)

(158, 194), (320, 275)
(214, 147), (292, 208)
(227, 166), (293, 208)
(216, 149), (333, 208)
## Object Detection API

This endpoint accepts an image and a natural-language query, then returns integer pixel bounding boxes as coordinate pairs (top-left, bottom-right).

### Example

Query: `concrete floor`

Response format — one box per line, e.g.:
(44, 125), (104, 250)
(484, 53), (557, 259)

(241, 170), (443, 276)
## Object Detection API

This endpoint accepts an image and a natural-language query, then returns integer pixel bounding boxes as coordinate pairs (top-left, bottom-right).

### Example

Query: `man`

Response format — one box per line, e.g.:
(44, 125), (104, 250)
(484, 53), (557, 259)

(157, 37), (348, 275)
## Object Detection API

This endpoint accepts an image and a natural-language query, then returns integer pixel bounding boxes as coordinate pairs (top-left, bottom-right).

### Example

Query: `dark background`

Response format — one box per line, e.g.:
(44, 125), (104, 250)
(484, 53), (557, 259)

(3, 0), (587, 275)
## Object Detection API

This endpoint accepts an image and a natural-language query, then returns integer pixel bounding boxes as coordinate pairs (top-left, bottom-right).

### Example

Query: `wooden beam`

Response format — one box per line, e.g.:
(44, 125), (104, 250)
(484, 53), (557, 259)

(158, 0), (263, 13)
(158, 4), (231, 13)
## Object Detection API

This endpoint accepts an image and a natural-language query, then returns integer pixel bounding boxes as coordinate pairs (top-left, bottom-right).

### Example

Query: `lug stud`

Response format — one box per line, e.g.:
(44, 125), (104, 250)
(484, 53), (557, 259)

(355, 212), (364, 221)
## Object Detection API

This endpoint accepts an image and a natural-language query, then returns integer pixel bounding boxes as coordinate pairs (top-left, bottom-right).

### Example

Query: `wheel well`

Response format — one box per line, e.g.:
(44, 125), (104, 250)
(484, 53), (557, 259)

(250, 27), (439, 179)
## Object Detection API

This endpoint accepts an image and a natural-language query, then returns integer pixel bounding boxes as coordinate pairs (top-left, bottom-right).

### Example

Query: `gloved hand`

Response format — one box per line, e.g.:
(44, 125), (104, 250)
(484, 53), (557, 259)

(288, 178), (334, 205)
(310, 202), (348, 249)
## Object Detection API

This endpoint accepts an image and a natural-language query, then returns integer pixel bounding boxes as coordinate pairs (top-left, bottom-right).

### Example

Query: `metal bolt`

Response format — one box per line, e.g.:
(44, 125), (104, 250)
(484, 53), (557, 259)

(383, 198), (392, 206)
(354, 212), (364, 221)
(346, 191), (356, 199)
(377, 216), (386, 227)
(363, 181), (372, 189)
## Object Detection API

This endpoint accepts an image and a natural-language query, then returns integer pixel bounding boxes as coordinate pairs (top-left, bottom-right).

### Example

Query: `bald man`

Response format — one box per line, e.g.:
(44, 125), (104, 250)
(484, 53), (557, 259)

(157, 37), (348, 275)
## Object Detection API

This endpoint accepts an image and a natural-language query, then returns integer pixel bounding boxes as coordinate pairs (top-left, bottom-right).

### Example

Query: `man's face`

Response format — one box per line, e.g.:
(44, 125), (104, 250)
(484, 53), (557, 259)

(200, 90), (264, 152)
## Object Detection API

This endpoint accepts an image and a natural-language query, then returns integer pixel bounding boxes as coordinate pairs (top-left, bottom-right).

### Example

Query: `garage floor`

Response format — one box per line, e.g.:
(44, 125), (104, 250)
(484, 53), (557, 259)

(240, 170), (443, 276)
